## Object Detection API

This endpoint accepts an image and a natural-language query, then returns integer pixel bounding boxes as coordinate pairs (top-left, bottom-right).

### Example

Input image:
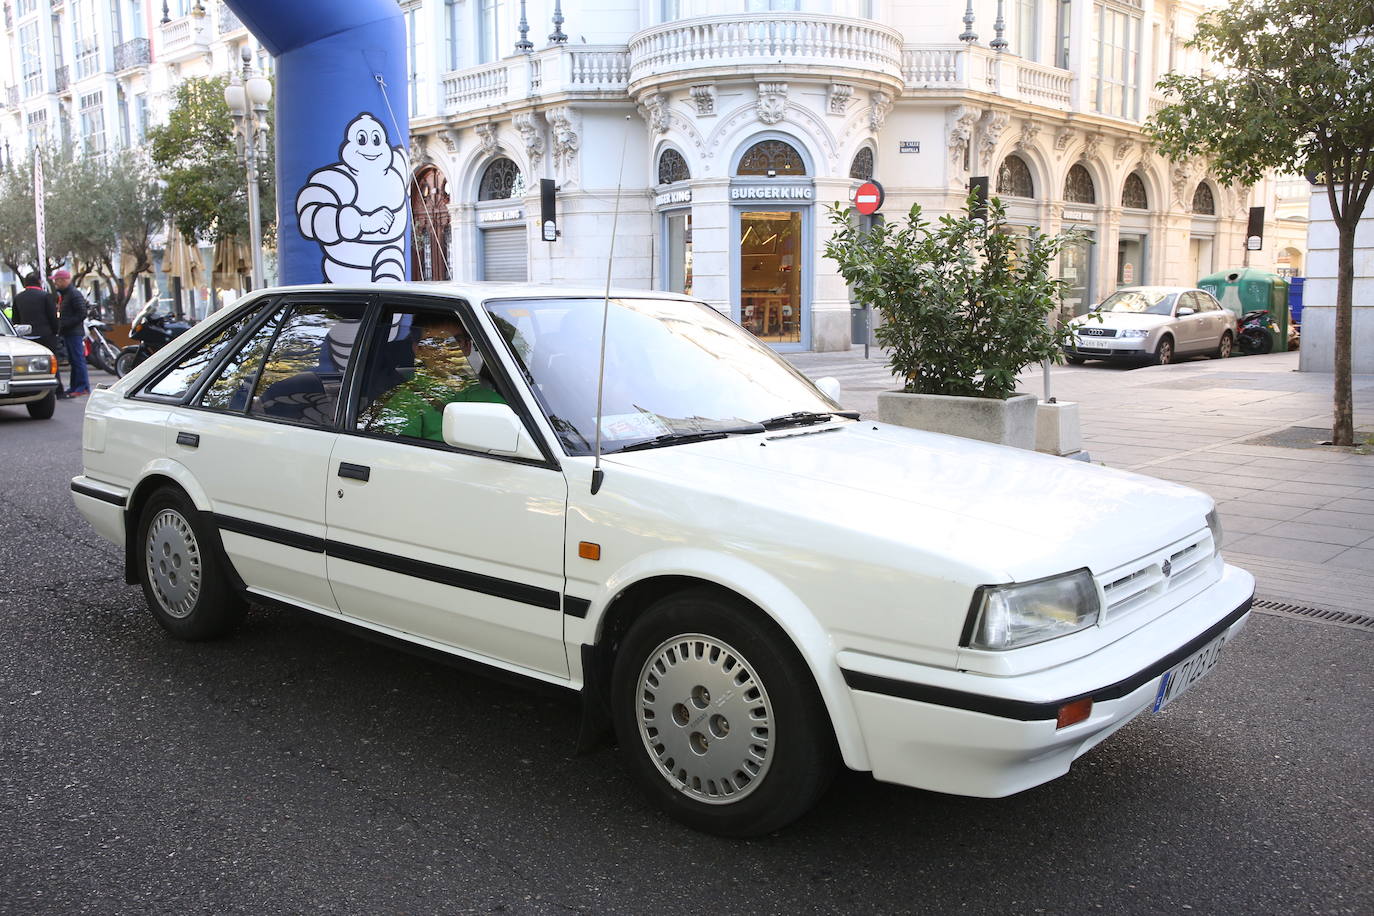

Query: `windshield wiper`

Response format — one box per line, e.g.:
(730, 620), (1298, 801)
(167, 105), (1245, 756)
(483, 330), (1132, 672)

(759, 410), (859, 430)
(613, 424), (765, 453)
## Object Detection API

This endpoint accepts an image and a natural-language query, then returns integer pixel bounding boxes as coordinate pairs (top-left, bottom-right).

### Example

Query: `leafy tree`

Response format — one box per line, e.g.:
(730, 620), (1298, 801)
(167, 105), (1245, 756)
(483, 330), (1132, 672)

(148, 74), (276, 245)
(0, 148), (65, 280)
(1146, 0), (1374, 446)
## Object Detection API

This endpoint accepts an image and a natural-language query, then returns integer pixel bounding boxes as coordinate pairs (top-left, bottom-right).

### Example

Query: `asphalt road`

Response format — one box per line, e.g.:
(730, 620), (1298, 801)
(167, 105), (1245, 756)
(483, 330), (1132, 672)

(2, 385), (1371, 915)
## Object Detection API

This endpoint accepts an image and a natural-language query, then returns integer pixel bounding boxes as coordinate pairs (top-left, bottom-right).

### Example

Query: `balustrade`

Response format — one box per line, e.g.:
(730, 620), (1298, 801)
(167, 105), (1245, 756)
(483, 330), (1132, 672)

(115, 37), (151, 72)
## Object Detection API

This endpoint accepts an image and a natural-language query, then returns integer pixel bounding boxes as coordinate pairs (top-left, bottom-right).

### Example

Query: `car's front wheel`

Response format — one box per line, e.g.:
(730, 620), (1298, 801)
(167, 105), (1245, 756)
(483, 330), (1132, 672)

(26, 391), (56, 419)
(136, 487), (245, 640)
(1152, 336), (1175, 366)
(1214, 331), (1234, 359)
(611, 589), (838, 836)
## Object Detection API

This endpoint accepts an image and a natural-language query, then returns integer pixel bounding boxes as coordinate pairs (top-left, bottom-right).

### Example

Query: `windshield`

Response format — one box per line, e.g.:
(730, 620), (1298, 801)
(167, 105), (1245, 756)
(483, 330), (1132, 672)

(1096, 289), (1178, 315)
(484, 296), (842, 455)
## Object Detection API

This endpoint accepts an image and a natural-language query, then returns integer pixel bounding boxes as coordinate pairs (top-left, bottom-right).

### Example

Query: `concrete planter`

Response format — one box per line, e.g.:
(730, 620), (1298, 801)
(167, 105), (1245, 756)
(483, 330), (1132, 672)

(877, 390), (1039, 450)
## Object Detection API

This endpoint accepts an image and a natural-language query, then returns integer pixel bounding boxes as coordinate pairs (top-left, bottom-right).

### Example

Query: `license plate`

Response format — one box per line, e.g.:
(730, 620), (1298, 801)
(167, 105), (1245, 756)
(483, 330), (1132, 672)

(0, 380), (8, 394)
(1153, 632), (1228, 712)
(1077, 338), (1108, 349)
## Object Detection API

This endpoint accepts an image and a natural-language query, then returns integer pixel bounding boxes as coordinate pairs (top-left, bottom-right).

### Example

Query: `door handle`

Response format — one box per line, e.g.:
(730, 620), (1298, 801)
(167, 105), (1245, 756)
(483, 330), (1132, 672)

(176, 432), (199, 448)
(338, 462), (371, 482)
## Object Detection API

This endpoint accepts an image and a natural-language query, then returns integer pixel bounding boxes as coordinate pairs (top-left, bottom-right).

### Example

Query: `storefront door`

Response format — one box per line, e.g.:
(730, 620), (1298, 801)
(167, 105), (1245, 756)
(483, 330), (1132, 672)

(1059, 233), (1096, 320)
(1117, 234), (1146, 287)
(738, 209), (805, 346)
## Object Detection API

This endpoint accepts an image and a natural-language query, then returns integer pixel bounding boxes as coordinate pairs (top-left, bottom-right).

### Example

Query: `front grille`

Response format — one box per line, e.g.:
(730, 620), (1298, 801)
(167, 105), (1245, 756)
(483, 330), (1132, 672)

(1078, 327), (1117, 337)
(1098, 529), (1215, 624)
(0, 354), (12, 381)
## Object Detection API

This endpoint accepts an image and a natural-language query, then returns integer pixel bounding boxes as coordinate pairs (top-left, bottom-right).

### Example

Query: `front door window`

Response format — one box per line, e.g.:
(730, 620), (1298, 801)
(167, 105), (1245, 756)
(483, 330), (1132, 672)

(740, 210), (802, 344)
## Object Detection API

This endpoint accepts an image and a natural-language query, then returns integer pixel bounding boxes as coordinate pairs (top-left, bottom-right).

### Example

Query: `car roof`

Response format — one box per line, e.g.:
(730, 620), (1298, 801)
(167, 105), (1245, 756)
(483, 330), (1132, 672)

(247, 281), (702, 306)
(1109, 286), (1197, 295)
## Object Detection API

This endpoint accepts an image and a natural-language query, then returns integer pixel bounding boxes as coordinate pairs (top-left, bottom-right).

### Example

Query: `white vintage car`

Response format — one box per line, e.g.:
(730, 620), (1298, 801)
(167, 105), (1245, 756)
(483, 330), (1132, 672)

(0, 311), (60, 418)
(71, 283), (1254, 836)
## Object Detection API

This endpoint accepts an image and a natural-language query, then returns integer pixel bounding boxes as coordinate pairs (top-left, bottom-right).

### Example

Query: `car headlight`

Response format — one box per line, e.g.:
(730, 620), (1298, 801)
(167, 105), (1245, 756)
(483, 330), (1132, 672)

(1206, 508), (1223, 557)
(1119, 329), (1149, 338)
(964, 569), (1101, 651)
(12, 355), (56, 374)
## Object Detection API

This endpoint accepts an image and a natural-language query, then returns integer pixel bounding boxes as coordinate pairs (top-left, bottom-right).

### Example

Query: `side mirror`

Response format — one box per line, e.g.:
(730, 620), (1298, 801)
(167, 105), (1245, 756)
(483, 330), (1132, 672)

(1176, 307), (1196, 317)
(441, 401), (543, 461)
(815, 376), (842, 403)
(13, 323), (32, 336)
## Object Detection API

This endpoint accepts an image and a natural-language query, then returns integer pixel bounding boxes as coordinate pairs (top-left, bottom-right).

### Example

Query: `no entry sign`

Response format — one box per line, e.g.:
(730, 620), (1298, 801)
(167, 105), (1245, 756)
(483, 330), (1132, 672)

(853, 180), (884, 215)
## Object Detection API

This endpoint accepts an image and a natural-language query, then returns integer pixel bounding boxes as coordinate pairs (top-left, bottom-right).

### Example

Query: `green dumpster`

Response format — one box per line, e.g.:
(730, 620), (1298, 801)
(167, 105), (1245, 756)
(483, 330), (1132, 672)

(1197, 267), (1290, 351)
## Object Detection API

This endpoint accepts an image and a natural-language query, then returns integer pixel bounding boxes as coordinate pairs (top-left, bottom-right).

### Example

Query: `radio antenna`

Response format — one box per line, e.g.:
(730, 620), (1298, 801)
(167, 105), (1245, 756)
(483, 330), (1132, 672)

(591, 115), (633, 496)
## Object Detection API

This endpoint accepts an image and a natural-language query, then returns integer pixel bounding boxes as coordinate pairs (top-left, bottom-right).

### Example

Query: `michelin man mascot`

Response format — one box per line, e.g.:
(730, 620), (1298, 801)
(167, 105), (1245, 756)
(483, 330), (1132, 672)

(295, 113), (409, 283)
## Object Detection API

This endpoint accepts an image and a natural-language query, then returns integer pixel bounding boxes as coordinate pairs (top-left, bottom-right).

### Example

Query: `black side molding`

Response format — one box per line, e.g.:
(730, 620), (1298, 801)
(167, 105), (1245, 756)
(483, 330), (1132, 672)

(175, 432), (200, 448)
(70, 481), (126, 507)
(214, 514), (326, 554)
(564, 597), (591, 619)
(842, 594), (1254, 722)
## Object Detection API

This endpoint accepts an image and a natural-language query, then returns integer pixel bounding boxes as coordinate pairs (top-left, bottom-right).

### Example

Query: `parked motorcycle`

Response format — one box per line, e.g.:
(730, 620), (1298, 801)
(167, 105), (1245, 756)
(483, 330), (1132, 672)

(1237, 309), (1280, 356)
(114, 301), (192, 376)
(84, 317), (121, 375)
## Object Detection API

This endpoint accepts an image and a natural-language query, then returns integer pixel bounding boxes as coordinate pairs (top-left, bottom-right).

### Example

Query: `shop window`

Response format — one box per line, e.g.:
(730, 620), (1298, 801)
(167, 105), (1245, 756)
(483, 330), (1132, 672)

(1064, 164), (1096, 204)
(739, 210), (802, 344)
(996, 154), (1034, 198)
(658, 148), (690, 185)
(849, 147), (874, 181)
(737, 140), (807, 176)
(479, 157), (525, 201)
(1191, 182), (1215, 215)
(1122, 172), (1148, 209)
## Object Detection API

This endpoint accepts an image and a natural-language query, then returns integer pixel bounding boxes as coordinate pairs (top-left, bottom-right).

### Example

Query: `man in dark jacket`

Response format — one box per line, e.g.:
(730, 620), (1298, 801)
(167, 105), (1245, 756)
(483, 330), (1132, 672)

(11, 273), (63, 397)
(52, 268), (90, 397)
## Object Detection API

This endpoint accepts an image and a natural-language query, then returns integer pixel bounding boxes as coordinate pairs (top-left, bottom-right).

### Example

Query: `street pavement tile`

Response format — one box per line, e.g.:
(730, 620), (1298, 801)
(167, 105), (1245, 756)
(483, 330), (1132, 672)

(1193, 484), (1269, 502)
(1326, 497), (1374, 514)
(1252, 490), (1346, 509)
(1222, 534), (1348, 564)
(1261, 522), (1373, 547)
(1291, 508), (1374, 531)
(1154, 456), (1258, 473)
(1327, 547), (1374, 572)
(1214, 500), (1309, 521)
(1219, 514), (1281, 536)
(1264, 479), (1365, 498)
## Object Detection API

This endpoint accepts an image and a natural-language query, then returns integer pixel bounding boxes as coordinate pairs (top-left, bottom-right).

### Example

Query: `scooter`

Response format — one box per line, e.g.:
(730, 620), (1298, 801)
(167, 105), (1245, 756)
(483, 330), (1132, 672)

(114, 301), (192, 376)
(1237, 309), (1280, 356)
(84, 317), (121, 375)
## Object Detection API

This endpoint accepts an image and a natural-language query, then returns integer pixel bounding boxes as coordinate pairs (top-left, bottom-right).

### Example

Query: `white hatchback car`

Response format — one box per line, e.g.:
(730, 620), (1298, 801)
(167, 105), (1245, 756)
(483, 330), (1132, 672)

(72, 283), (1254, 835)
(1065, 286), (1236, 366)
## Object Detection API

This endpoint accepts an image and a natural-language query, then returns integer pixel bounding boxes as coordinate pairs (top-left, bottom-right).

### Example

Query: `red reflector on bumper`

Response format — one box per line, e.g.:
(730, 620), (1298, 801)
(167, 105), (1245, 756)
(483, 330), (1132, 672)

(1057, 698), (1093, 729)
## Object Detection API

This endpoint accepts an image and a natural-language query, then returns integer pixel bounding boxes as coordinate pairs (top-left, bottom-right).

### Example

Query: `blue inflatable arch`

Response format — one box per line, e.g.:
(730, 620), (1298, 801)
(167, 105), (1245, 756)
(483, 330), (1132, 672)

(223, 0), (410, 285)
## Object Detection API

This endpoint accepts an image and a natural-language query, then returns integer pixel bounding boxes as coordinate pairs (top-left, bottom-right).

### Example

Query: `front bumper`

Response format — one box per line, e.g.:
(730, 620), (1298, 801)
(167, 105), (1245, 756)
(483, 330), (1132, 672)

(838, 563), (1254, 797)
(1064, 338), (1149, 360)
(0, 377), (59, 404)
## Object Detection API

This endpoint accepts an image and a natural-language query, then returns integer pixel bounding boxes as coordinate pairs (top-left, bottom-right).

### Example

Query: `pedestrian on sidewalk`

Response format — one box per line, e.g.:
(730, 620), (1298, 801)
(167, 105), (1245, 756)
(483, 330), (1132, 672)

(10, 272), (64, 398)
(52, 268), (90, 398)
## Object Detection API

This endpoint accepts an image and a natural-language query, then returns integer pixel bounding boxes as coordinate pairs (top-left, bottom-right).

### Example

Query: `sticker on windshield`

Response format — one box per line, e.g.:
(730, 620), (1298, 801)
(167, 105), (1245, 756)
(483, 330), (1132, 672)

(600, 412), (672, 440)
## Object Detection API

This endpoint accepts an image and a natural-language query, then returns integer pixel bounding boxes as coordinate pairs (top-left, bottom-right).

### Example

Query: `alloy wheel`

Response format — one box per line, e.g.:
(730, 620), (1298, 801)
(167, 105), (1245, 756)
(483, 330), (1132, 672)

(145, 509), (203, 618)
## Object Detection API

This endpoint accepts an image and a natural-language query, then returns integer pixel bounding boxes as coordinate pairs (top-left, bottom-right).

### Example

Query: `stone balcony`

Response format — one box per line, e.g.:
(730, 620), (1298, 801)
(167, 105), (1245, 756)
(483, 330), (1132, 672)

(160, 11), (213, 64)
(902, 43), (1075, 112)
(442, 44), (630, 116)
(627, 14), (904, 97)
(115, 37), (152, 73)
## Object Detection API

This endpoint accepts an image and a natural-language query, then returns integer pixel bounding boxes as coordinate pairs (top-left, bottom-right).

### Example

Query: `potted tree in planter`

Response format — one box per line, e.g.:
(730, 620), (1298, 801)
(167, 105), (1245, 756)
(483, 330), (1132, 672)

(826, 193), (1078, 450)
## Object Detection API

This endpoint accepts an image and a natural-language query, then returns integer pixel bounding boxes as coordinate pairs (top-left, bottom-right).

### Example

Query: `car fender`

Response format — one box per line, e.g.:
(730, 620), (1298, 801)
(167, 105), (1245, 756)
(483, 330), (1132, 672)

(132, 456), (214, 513)
(574, 546), (872, 771)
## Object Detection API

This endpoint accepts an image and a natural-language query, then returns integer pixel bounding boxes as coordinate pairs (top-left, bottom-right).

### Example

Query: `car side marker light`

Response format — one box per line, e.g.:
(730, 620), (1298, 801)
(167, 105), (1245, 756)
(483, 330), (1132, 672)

(1057, 698), (1093, 729)
(578, 542), (601, 561)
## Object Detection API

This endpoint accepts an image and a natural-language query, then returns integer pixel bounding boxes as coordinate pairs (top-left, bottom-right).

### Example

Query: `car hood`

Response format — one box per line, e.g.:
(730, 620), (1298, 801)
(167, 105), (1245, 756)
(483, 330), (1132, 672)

(1072, 312), (1171, 330)
(603, 421), (1211, 581)
(0, 335), (55, 359)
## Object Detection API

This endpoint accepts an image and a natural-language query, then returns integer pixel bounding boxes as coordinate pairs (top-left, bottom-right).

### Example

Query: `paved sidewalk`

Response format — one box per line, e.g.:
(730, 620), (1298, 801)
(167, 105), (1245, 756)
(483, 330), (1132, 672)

(786, 348), (1374, 615)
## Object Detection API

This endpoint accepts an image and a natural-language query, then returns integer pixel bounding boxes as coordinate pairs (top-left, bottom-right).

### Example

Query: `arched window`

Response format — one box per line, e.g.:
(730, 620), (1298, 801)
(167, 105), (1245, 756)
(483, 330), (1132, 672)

(1191, 182), (1215, 215)
(1122, 172), (1148, 209)
(657, 148), (690, 185)
(479, 158), (524, 200)
(850, 147), (874, 180)
(411, 166), (452, 281)
(1064, 164), (1096, 204)
(996, 154), (1034, 198)
(736, 139), (806, 176)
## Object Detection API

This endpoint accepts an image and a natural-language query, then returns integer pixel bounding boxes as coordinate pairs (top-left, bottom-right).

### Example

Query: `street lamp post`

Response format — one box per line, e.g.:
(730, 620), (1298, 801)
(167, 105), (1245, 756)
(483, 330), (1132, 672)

(224, 47), (272, 291)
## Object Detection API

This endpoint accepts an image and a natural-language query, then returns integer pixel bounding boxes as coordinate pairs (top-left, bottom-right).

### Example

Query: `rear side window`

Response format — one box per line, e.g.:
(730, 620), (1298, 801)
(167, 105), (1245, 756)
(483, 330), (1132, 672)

(199, 308), (285, 413)
(248, 302), (367, 426)
(146, 313), (252, 399)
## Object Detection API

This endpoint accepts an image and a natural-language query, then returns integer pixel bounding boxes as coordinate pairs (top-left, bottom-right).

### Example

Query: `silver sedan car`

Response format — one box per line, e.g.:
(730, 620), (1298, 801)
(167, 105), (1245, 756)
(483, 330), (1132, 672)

(1064, 286), (1236, 366)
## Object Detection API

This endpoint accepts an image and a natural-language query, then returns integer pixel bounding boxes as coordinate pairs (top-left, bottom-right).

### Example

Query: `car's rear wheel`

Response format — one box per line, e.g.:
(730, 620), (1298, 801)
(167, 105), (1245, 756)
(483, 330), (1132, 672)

(611, 589), (838, 836)
(136, 487), (245, 640)
(1067, 355), (1086, 365)
(1152, 336), (1175, 366)
(1214, 331), (1233, 359)
(26, 391), (56, 419)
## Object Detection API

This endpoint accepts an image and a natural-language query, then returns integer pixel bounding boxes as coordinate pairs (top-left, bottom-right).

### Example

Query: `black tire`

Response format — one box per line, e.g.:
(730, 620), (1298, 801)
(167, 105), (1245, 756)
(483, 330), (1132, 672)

(1238, 329), (1265, 355)
(136, 487), (245, 640)
(26, 391), (56, 419)
(1067, 356), (1086, 365)
(611, 588), (839, 836)
(114, 346), (142, 377)
(88, 339), (117, 374)
(1213, 331), (1233, 359)
(1152, 336), (1175, 366)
